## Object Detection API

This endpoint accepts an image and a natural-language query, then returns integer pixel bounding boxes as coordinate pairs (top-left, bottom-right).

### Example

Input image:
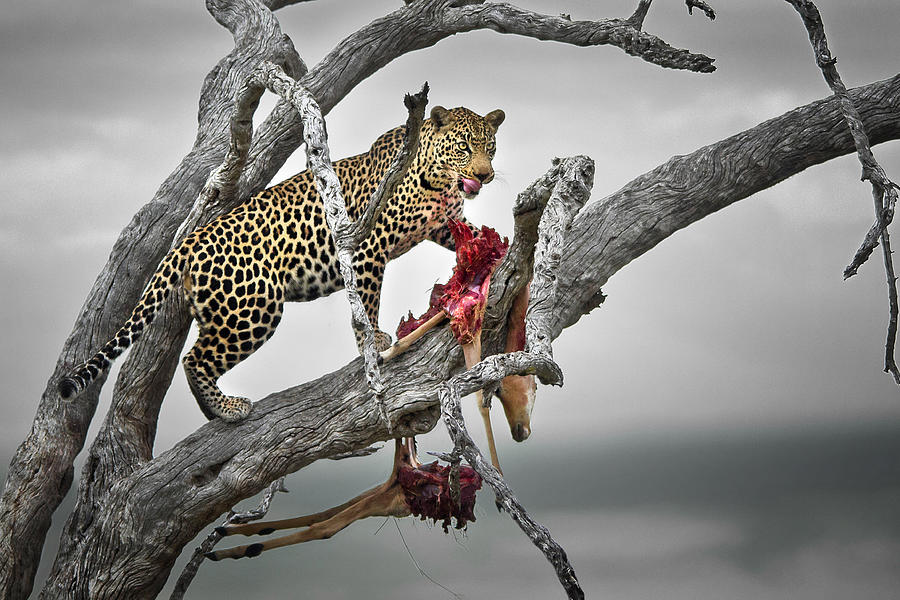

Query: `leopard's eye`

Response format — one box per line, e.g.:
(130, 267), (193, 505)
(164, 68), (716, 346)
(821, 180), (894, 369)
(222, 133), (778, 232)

(456, 141), (470, 153)
(487, 141), (496, 154)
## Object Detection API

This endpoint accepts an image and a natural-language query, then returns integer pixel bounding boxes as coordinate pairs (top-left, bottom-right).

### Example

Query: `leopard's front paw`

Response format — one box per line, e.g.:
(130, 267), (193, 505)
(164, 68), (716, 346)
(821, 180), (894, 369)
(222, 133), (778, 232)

(218, 396), (253, 423)
(373, 329), (393, 352)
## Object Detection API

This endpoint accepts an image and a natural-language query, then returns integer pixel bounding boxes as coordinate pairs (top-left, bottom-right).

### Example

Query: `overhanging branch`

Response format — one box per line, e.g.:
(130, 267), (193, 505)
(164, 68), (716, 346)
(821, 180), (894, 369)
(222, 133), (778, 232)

(244, 0), (716, 195)
(3, 0), (898, 597)
(30, 72), (900, 600)
(785, 0), (900, 382)
(439, 156), (594, 599)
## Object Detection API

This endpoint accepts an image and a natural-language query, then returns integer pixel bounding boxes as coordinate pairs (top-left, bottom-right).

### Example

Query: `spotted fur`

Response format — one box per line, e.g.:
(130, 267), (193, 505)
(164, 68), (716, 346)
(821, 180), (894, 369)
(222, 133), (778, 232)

(59, 106), (505, 422)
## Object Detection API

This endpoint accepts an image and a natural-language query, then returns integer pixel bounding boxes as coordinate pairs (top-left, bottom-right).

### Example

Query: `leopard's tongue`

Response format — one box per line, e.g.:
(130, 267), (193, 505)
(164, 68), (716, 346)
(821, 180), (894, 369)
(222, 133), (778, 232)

(461, 177), (482, 195)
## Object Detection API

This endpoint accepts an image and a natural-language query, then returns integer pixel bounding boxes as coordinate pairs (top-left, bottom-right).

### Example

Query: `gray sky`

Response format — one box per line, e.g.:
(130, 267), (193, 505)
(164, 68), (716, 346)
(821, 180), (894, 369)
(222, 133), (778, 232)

(2, 1), (900, 598)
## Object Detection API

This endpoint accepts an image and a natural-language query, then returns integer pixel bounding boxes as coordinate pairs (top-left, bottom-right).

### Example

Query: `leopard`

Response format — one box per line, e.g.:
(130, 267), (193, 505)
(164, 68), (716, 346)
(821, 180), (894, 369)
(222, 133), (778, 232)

(58, 105), (505, 422)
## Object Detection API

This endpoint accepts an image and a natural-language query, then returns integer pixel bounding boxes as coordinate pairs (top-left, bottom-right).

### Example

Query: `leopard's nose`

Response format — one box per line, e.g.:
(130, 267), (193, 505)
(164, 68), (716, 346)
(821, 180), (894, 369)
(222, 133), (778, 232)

(474, 170), (493, 184)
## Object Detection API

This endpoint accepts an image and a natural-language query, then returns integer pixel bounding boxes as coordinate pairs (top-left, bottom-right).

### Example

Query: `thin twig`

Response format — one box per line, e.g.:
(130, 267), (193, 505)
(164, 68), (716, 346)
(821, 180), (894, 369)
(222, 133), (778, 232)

(628, 0), (653, 29)
(229, 478), (290, 524)
(876, 190), (900, 382)
(169, 478), (288, 600)
(785, 0), (900, 383)
(393, 520), (462, 600)
(438, 156), (594, 600)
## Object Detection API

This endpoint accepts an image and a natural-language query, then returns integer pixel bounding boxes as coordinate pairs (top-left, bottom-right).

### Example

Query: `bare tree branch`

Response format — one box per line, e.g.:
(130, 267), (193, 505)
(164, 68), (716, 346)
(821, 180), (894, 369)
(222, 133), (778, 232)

(439, 156), (594, 600)
(452, 3), (716, 73)
(169, 478), (288, 600)
(261, 0), (316, 9)
(2, 0), (898, 597)
(254, 61), (389, 405)
(527, 157), (594, 359)
(550, 74), (900, 339)
(29, 78), (900, 598)
(248, 66), (428, 416)
(785, 0), (900, 382)
(628, 0), (654, 29)
(351, 85), (429, 247)
(686, 0), (717, 20)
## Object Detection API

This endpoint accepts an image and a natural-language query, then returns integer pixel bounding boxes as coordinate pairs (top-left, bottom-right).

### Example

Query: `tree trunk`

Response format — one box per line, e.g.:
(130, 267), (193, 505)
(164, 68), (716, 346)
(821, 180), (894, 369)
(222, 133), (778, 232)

(42, 72), (900, 599)
(1, 0), (898, 597)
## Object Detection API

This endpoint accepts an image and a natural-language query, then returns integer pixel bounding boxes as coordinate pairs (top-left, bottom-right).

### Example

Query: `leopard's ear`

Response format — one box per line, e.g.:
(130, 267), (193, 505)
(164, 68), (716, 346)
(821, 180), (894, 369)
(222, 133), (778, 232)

(484, 109), (505, 132)
(430, 106), (455, 131)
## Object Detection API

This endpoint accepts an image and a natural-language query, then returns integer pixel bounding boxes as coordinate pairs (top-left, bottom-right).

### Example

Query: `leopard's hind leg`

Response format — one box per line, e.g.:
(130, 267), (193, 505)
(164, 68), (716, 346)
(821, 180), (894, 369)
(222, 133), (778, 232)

(183, 283), (285, 422)
(183, 342), (253, 422)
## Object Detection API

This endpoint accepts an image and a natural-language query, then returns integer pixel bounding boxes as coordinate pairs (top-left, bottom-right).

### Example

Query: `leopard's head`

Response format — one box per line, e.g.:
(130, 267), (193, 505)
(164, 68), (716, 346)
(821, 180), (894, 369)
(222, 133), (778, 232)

(426, 106), (505, 200)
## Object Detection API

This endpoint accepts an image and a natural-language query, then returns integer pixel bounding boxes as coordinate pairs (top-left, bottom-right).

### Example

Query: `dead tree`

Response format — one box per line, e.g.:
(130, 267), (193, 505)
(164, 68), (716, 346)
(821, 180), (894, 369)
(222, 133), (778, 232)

(1, 1), (898, 598)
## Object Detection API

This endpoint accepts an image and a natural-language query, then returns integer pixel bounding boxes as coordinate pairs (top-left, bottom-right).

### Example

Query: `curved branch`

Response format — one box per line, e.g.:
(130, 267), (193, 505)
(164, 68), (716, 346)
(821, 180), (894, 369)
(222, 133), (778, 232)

(1, 4), (717, 594)
(784, 0), (900, 382)
(41, 77), (900, 598)
(350, 85), (429, 246)
(243, 0), (715, 196)
(552, 74), (900, 336)
(19, 1), (301, 597)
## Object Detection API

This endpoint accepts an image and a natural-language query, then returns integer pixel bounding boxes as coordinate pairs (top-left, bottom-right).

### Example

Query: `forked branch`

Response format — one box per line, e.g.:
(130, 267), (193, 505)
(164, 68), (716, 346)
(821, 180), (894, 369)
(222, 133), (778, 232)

(242, 62), (430, 413)
(169, 477), (288, 600)
(250, 62), (387, 397)
(440, 156), (594, 600)
(630, 0), (715, 30)
(786, 0), (900, 382)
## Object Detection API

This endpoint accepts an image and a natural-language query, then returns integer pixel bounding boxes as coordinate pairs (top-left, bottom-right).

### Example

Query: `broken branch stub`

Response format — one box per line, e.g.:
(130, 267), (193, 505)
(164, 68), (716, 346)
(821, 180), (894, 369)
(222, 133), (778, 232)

(169, 477), (288, 600)
(351, 83), (429, 246)
(528, 157), (595, 363)
(685, 0), (717, 20)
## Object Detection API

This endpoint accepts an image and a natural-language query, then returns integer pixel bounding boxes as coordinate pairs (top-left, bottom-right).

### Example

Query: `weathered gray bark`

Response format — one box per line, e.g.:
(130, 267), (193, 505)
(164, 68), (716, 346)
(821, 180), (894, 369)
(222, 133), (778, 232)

(1, 2), (719, 596)
(1, 2), (304, 597)
(1, 0), (898, 597)
(784, 0), (900, 382)
(552, 73), (900, 338)
(42, 72), (900, 600)
(437, 156), (595, 600)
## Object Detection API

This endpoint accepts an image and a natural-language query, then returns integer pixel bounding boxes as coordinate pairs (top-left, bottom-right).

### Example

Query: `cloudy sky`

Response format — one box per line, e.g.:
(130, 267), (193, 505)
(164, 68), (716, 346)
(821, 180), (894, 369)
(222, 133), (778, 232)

(2, 1), (899, 598)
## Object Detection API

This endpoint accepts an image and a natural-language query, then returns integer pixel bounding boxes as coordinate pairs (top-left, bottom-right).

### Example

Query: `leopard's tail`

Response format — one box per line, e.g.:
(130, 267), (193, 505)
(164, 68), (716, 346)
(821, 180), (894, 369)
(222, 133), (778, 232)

(58, 246), (190, 399)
